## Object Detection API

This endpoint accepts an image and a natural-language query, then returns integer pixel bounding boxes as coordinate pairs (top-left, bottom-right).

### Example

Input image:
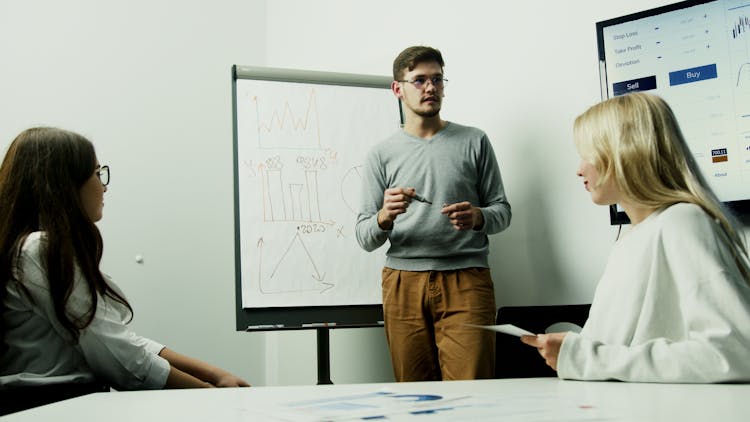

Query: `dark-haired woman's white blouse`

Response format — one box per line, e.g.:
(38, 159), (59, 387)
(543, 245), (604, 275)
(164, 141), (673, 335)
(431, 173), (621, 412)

(0, 232), (170, 390)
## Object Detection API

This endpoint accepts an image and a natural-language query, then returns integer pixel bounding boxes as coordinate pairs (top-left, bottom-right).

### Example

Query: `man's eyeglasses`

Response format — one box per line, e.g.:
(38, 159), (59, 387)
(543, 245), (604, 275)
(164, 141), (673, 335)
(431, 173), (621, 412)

(97, 165), (110, 186)
(397, 76), (448, 90)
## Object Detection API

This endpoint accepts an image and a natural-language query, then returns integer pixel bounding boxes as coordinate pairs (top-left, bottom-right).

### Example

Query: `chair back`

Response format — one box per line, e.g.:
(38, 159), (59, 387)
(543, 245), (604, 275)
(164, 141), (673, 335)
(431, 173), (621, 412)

(0, 382), (109, 416)
(495, 304), (590, 378)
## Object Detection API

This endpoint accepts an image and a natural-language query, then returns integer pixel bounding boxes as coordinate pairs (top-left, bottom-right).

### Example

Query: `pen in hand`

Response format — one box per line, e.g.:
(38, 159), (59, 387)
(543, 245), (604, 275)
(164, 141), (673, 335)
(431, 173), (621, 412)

(412, 193), (432, 205)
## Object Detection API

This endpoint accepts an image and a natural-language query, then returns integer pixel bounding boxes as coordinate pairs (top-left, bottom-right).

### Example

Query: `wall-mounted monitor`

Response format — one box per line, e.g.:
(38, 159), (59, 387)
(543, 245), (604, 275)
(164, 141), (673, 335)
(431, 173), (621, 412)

(597, 0), (750, 224)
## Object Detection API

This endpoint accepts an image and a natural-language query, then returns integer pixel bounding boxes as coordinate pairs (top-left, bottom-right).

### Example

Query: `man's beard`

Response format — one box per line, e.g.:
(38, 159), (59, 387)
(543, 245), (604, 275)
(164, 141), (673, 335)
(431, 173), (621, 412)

(414, 105), (441, 118)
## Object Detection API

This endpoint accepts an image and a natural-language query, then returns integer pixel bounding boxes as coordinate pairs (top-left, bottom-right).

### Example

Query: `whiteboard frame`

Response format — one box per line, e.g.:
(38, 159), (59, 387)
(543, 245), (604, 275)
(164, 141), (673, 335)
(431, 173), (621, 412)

(232, 65), (398, 331)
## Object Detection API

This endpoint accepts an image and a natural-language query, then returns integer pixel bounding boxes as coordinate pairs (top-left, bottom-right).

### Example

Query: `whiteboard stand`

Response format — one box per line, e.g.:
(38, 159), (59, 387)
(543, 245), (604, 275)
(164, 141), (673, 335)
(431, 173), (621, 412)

(316, 328), (333, 385)
(244, 323), (384, 385)
(243, 326), (333, 384)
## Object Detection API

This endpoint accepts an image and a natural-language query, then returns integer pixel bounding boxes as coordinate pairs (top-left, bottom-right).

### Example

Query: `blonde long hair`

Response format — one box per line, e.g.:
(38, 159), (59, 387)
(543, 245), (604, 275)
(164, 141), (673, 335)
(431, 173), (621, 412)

(573, 92), (748, 274)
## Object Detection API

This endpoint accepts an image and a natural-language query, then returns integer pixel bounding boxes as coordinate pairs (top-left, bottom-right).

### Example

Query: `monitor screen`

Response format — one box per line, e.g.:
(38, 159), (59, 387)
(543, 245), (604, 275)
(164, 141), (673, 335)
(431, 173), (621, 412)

(596, 0), (750, 224)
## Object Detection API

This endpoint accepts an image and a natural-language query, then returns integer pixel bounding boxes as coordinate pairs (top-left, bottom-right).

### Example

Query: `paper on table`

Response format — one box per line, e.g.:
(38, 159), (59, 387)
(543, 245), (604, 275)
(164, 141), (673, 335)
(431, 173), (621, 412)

(463, 324), (535, 337)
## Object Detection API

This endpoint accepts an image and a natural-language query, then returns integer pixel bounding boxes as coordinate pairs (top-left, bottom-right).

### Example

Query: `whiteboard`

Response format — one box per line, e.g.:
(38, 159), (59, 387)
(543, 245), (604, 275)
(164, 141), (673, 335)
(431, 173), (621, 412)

(232, 66), (399, 310)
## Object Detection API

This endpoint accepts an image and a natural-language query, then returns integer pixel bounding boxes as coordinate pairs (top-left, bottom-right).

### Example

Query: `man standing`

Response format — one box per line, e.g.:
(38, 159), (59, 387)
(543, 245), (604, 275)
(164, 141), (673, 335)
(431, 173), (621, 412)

(356, 46), (511, 381)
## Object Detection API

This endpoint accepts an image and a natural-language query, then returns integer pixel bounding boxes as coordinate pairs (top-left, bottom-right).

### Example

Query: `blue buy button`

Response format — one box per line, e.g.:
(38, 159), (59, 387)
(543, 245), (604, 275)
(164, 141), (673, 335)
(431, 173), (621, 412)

(669, 64), (717, 86)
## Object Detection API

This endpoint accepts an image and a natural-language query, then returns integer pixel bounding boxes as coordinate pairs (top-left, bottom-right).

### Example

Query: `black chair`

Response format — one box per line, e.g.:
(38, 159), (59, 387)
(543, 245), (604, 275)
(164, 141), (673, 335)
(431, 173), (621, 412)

(0, 382), (109, 416)
(495, 304), (590, 378)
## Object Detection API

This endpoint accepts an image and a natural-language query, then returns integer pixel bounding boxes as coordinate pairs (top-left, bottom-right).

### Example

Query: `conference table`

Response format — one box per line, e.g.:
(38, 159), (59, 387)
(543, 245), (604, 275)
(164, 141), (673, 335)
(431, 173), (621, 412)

(2, 377), (747, 421)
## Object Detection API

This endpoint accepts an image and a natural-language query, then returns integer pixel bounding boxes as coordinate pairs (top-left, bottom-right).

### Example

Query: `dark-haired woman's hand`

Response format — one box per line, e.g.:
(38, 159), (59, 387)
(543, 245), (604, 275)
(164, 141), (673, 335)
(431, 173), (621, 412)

(212, 371), (251, 387)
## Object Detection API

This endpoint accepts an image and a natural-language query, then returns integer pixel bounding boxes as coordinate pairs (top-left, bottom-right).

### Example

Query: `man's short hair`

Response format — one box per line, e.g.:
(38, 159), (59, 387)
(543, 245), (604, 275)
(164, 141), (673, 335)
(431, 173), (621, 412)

(392, 46), (444, 80)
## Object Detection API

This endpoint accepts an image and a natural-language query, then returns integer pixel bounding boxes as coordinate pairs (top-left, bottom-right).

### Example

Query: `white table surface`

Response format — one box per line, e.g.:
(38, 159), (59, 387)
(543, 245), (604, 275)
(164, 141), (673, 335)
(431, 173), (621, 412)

(2, 377), (747, 421)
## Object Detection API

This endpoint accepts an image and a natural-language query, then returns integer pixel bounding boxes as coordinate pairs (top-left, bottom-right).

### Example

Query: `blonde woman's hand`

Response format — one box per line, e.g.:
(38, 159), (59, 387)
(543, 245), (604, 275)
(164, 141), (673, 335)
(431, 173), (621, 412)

(520, 332), (568, 370)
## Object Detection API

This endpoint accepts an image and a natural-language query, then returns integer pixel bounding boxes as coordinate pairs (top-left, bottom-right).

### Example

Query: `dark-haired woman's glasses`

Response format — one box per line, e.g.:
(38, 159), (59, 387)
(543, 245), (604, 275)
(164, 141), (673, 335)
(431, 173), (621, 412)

(97, 165), (110, 186)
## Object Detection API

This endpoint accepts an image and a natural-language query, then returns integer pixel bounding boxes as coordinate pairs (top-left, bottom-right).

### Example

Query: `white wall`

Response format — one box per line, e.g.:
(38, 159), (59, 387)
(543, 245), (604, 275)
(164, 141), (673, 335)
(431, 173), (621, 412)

(0, 0), (269, 385)
(260, 0), (682, 385)
(3, 0), (745, 388)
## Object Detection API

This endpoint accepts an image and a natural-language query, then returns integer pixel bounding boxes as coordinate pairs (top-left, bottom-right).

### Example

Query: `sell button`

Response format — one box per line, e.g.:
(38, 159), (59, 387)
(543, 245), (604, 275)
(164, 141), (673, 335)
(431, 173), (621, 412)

(612, 75), (657, 96)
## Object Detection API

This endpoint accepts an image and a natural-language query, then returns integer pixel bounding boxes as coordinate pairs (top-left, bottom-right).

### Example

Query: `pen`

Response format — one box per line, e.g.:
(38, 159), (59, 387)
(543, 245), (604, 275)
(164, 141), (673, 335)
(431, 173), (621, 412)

(412, 193), (432, 204)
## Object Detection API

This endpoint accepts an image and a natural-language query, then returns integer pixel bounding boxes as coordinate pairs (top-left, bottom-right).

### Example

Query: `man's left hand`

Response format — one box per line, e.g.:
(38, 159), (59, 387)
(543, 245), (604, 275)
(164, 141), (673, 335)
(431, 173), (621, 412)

(441, 201), (483, 231)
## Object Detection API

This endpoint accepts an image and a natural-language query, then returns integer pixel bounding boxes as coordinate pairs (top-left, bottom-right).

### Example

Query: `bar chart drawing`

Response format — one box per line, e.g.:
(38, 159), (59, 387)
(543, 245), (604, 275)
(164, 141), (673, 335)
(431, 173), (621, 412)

(259, 159), (329, 224)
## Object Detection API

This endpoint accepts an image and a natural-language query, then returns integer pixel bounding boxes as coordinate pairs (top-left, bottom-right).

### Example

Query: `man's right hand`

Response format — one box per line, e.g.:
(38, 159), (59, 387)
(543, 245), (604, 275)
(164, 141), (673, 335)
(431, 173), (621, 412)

(377, 187), (415, 230)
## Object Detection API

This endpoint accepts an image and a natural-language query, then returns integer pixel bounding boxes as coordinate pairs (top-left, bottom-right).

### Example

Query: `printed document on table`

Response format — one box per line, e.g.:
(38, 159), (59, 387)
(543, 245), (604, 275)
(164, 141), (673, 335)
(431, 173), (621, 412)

(249, 389), (614, 421)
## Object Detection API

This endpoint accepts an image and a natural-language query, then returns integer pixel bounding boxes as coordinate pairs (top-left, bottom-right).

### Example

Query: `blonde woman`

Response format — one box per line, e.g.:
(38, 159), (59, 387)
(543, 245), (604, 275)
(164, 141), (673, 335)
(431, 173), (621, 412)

(522, 93), (750, 383)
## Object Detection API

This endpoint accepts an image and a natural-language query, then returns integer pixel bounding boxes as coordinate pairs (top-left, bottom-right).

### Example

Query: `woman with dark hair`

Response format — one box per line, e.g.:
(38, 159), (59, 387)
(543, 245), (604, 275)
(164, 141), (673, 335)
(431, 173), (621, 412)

(0, 127), (249, 393)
